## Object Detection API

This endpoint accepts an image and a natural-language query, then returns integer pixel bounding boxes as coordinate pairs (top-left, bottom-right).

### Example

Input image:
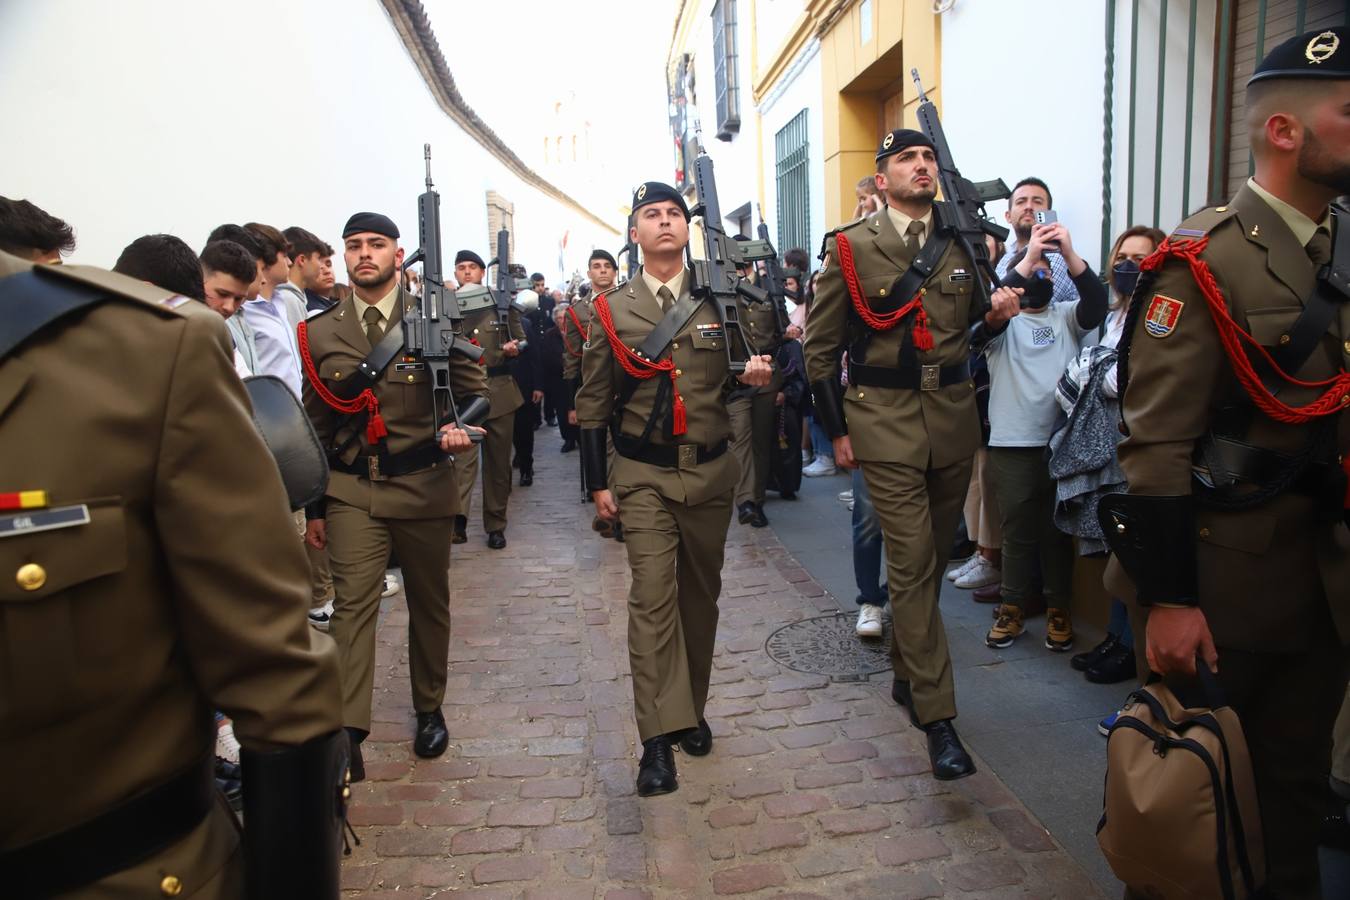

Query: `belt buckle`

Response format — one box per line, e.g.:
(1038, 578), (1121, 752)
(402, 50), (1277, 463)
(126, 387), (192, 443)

(677, 444), (698, 470)
(920, 364), (940, 391)
(367, 456), (387, 482)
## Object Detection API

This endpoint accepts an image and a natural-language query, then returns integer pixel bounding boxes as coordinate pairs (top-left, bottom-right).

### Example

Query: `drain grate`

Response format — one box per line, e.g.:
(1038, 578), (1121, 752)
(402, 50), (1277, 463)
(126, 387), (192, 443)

(764, 613), (891, 682)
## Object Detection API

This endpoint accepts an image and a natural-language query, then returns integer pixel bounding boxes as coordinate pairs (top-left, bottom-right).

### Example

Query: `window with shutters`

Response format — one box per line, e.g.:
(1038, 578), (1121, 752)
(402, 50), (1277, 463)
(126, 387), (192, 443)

(775, 109), (810, 258)
(711, 0), (740, 141)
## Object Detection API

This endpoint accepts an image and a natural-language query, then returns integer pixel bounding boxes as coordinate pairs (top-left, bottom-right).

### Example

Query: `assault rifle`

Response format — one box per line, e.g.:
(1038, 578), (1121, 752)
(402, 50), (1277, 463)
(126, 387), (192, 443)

(616, 210), (639, 282)
(910, 69), (1010, 311)
(487, 229), (527, 349)
(687, 127), (768, 375)
(402, 144), (488, 443)
(734, 205), (793, 345)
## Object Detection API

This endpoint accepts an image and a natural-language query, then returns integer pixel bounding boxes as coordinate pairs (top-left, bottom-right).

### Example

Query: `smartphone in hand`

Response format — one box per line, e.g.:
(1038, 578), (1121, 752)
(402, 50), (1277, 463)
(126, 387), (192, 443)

(1034, 209), (1060, 252)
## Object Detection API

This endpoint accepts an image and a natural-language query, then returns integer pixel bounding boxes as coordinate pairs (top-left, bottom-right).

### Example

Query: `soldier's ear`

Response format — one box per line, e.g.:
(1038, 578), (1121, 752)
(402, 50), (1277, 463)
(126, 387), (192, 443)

(395, 246), (406, 267)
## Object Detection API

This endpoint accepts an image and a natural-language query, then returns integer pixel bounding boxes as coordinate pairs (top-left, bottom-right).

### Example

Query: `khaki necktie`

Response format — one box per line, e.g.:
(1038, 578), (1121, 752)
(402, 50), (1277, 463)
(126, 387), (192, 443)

(906, 219), (926, 247)
(1306, 227), (1332, 267)
(363, 305), (384, 346)
(657, 285), (675, 313)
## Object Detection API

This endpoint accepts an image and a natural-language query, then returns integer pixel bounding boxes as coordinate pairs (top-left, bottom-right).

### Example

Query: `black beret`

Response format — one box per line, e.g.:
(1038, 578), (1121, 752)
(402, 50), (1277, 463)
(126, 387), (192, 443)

(632, 181), (690, 219)
(875, 128), (935, 162)
(342, 212), (399, 240)
(530, 272), (545, 282)
(1250, 27), (1348, 85)
(589, 249), (617, 267)
(454, 249), (485, 268)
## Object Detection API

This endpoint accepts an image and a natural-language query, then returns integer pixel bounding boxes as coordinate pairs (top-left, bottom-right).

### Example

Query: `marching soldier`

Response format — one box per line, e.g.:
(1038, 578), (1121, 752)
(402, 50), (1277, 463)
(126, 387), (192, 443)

(0, 251), (347, 896)
(1102, 28), (1350, 896)
(805, 129), (1020, 781)
(301, 213), (487, 777)
(728, 242), (784, 528)
(576, 182), (772, 796)
(448, 249), (525, 549)
(564, 249), (622, 538)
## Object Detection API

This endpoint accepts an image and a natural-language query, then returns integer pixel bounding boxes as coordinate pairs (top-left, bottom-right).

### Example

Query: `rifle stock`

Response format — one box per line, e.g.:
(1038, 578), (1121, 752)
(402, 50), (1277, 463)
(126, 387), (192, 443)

(488, 229), (527, 350)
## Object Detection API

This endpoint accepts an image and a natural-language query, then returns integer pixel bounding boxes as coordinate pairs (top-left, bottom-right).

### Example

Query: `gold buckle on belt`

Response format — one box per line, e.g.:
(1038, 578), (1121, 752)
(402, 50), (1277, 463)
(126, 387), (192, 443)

(367, 456), (387, 482)
(920, 365), (941, 391)
(677, 444), (699, 469)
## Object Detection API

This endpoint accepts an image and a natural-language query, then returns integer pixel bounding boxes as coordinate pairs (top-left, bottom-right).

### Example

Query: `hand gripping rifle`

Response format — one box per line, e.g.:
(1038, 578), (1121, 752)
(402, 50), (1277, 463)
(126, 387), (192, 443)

(910, 69), (1010, 312)
(487, 229), (528, 350)
(402, 144), (489, 443)
(687, 126), (769, 375)
(736, 205), (793, 346)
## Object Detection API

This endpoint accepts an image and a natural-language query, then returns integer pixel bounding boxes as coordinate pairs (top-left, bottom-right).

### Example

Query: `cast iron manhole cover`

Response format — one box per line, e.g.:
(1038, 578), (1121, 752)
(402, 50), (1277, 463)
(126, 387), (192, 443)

(764, 613), (891, 681)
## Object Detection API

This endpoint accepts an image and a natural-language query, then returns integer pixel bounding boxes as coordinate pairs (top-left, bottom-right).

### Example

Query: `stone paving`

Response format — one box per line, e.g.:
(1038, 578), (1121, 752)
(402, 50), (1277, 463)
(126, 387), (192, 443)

(339, 427), (1104, 898)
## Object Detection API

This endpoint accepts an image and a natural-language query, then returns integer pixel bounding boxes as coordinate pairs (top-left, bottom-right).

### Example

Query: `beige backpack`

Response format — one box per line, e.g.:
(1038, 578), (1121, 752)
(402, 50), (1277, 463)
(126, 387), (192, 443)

(1098, 667), (1266, 899)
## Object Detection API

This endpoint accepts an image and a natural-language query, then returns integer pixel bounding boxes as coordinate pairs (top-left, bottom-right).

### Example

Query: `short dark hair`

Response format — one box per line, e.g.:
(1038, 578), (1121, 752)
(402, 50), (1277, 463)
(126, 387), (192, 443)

(531, 272), (545, 282)
(1009, 177), (1053, 209)
(784, 247), (809, 273)
(206, 224), (263, 261)
(0, 196), (76, 257)
(200, 240), (259, 286)
(113, 234), (205, 301)
(283, 226), (328, 259)
(244, 222), (291, 264)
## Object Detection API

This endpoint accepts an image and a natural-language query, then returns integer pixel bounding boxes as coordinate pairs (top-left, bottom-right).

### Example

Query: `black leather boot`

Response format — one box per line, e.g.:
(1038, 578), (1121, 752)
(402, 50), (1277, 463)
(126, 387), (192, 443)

(636, 735), (678, 797)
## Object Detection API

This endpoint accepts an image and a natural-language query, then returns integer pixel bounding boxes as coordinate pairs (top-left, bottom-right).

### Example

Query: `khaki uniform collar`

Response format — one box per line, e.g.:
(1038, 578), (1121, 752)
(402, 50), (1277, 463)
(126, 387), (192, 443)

(1246, 178), (1332, 247)
(640, 266), (687, 302)
(885, 204), (934, 243)
(354, 283), (401, 327)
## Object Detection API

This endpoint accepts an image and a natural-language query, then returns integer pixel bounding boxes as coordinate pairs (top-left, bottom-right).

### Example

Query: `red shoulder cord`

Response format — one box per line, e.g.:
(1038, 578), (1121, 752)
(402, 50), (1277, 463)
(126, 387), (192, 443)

(834, 231), (934, 351)
(563, 305), (587, 358)
(591, 291), (687, 435)
(1141, 237), (1350, 506)
(297, 320), (388, 444)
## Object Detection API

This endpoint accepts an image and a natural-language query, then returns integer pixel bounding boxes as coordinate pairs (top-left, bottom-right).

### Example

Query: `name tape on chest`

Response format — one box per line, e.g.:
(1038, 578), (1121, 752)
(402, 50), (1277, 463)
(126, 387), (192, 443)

(0, 504), (90, 539)
(1144, 294), (1185, 338)
(695, 323), (725, 340)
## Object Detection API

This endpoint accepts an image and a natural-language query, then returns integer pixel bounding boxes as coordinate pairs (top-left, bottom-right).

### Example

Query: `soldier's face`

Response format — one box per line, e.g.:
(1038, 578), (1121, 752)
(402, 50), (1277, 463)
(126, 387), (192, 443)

(1296, 82), (1350, 196)
(588, 259), (616, 290)
(455, 261), (485, 285)
(344, 234), (403, 289)
(877, 148), (937, 207)
(633, 202), (689, 255)
(202, 270), (250, 319)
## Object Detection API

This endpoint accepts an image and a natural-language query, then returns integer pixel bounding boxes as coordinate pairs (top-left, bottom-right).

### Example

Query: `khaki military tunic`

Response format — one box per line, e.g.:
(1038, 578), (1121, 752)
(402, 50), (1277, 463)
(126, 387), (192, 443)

(1108, 182), (1350, 896)
(453, 303), (526, 533)
(575, 268), (743, 741)
(804, 207), (983, 724)
(729, 290), (784, 508)
(301, 289), (486, 733)
(0, 253), (342, 897)
(561, 296), (595, 384)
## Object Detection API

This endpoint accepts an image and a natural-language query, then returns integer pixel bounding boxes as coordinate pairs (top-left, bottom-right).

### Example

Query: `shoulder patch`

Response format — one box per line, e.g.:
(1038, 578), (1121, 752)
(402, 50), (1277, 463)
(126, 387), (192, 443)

(1143, 294), (1184, 338)
(1171, 204), (1238, 240)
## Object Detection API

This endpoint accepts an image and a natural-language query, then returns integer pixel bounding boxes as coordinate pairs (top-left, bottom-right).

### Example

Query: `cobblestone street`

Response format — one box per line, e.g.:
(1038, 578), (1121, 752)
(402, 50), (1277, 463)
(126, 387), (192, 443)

(339, 429), (1104, 898)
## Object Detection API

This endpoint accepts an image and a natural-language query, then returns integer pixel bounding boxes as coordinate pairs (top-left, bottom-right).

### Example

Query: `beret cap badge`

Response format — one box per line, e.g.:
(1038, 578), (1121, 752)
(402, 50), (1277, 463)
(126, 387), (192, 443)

(1306, 31), (1339, 64)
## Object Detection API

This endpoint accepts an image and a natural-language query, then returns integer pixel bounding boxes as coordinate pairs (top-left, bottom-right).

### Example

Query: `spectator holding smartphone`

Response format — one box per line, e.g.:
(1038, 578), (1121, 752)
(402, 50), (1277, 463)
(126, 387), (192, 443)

(995, 178), (1080, 305)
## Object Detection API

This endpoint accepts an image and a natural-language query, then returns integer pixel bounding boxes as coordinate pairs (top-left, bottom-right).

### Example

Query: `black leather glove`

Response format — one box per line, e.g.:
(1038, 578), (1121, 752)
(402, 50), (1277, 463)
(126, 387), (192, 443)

(580, 428), (609, 494)
(1097, 493), (1198, 607)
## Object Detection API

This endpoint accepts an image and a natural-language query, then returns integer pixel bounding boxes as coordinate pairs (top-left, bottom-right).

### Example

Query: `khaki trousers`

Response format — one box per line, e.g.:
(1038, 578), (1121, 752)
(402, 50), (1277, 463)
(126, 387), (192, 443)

(860, 457), (972, 724)
(615, 483), (733, 741)
(295, 509), (333, 609)
(453, 412), (515, 532)
(325, 499), (453, 732)
(729, 391), (776, 507)
(962, 447), (1002, 550)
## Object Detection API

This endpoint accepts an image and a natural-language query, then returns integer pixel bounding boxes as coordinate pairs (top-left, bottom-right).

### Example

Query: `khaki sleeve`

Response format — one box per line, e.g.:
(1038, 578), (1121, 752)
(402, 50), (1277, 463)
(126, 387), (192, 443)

(300, 335), (334, 452)
(561, 311), (583, 382)
(156, 313), (342, 748)
(1116, 256), (1228, 496)
(803, 235), (848, 386)
(575, 309), (615, 429)
(451, 337), (489, 404)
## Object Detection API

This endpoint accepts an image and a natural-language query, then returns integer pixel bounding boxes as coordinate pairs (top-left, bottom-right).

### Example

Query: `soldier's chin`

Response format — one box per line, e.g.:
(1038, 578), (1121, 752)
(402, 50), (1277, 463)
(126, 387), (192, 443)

(352, 270), (389, 288)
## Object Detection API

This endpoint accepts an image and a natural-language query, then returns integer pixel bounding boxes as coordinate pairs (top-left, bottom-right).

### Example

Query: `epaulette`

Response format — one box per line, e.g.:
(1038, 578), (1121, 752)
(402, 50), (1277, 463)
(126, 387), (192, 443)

(818, 216), (868, 260)
(1169, 204), (1238, 241)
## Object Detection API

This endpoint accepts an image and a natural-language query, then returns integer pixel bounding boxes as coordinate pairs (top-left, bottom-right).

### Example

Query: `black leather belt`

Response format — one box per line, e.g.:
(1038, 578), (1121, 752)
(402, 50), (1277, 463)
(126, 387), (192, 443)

(1202, 435), (1336, 498)
(486, 365), (512, 377)
(613, 435), (728, 470)
(331, 443), (446, 480)
(848, 360), (971, 391)
(1, 757), (215, 899)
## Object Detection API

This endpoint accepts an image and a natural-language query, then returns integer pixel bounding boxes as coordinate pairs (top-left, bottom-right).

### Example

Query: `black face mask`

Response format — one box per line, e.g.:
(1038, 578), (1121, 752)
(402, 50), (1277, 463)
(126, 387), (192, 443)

(1023, 270), (1053, 309)
(1112, 259), (1141, 299)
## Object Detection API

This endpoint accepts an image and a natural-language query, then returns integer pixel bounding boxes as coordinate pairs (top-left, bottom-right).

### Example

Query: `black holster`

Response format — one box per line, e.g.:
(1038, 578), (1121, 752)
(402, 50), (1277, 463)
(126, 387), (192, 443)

(1097, 493), (1198, 607)
(240, 729), (350, 900)
(580, 428), (609, 493)
(809, 379), (847, 439)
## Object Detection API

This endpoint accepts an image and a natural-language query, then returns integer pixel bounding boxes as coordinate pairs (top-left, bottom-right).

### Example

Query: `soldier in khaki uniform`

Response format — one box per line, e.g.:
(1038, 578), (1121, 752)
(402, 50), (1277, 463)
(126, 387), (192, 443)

(448, 249), (525, 550)
(1101, 30), (1350, 896)
(0, 251), (347, 897)
(805, 129), (1020, 780)
(576, 182), (772, 797)
(727, 249), (784, 528)
(564, 249), (622, 537)
(302, 213), (487, 778)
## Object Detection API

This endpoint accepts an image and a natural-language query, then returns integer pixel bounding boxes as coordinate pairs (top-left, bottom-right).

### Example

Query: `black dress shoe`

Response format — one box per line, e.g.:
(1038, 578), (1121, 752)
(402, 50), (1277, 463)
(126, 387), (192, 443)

(1071, 634), (1118, 672)
(1085, 644), (1138, 684)
(737, 502), (756, 525)
(890, 680), (919, 728)
(414, 710), (449, 758)
(924, 719), (975, 781)
(636, 736), (678, 797)
(487, 531), (506, 550)
(452, 514), (467, 545)
(520, 468), (534, 486)
(679, 719), (713, 756)
(345, 726), (367, 782)
(748, 503), (768, 528)
(560, 440), (577, 453)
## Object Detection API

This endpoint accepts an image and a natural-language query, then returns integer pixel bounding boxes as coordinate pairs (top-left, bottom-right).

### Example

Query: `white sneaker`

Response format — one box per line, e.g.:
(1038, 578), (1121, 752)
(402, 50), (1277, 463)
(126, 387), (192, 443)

(855, 605), (884, 637)
(216, 719), (241, 764)
(803, 457), (838, 477)
(381, 572), (400, 598)
(801, 450), (813, 465)
(837, 489), (854, 504)
(954, 557), (1001, 589)
(307, 600), (334, 631)
(946, 555), (981, 583)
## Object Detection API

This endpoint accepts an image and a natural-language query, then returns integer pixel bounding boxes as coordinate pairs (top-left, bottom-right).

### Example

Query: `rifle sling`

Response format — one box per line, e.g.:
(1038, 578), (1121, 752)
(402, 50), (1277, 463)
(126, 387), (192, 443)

(325, 319), (407, 458)
(613, 293), (709, 442)
(1262, 207), (1349, 389)
(874, 203), (954, 316)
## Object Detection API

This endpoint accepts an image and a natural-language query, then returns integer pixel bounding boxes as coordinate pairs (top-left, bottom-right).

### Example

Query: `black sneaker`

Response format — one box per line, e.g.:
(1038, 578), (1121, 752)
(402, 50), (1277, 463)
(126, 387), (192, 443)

(1071, 634), (1118, 672)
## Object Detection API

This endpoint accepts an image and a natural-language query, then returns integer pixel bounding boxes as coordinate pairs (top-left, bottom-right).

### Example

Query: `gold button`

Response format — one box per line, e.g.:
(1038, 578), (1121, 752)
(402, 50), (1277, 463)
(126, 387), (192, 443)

(160, 875), (183, 897)
(1198, 527), (1211, 539)
(1215, 206), (1227, 212)
(675, 369), (682, 376)
(1343, 341), (1350, 354)
(333, 372), (342, 379)
(16, 563), (45, 592)
(857, 391), (865, 398)
(1115, 523), (1126, 534)
(1342, 394), (1350, 406)
(343, 786), (351, 800)
(672, 342), (679, 349)
(1278, 334), (1290, 345)
(407, 375), (415, 383)
(879, 288), (888, 296)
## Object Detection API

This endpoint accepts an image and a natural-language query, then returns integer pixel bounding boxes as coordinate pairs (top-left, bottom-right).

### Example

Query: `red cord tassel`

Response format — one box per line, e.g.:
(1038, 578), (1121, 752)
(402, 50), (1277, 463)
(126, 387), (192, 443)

(836, 232), (931, 350)
(911, 306), (934, 351)
(671, 378), (687, 436)
(366, 409), (388, 443)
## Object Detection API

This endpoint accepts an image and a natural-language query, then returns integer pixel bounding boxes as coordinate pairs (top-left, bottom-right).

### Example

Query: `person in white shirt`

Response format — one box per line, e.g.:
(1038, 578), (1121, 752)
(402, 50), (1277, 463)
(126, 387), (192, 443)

(240, 222), (305, 398)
